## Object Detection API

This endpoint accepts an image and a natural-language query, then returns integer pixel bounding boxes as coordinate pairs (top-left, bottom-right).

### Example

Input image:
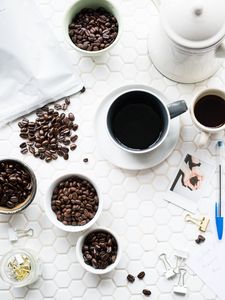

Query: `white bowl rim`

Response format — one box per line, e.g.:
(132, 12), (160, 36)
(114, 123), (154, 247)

(63, 0), (122, 55)
(44, 172), (103, 233)
(76, 226), (122, 274)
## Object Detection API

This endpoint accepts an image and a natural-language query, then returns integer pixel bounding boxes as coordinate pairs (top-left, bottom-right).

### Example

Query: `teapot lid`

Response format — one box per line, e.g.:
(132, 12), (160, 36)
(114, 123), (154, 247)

(161, 0), (225, 49)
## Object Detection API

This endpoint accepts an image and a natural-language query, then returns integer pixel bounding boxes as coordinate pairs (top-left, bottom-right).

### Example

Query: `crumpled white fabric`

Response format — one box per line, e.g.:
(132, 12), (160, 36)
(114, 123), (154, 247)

(0, 0), (83, 126)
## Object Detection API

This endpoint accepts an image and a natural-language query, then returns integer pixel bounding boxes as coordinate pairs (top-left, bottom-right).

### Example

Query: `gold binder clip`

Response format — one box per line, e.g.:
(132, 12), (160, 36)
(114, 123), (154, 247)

(185, 214), (210, 232)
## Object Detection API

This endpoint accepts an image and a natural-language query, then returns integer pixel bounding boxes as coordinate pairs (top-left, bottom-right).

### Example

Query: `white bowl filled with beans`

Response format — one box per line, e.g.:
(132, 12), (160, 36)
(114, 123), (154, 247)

(64, 0), (121, 55)
(44, 173), (103, 232)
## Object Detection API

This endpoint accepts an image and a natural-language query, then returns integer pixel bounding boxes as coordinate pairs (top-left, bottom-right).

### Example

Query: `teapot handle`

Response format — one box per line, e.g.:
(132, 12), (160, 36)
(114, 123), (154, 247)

(215, 42), (225, 58)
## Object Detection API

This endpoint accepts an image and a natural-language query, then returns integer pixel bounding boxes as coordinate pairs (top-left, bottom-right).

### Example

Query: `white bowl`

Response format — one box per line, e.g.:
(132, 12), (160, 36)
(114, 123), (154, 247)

(64, 0), (122, 56)
(76, 227), (122, 274)
(44, 173), (103, 233)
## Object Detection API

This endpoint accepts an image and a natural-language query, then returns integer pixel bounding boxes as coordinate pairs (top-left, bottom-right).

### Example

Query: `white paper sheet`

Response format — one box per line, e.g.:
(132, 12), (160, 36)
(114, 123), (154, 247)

(0, 0), (83, 126)
(187, 175), (225, 300)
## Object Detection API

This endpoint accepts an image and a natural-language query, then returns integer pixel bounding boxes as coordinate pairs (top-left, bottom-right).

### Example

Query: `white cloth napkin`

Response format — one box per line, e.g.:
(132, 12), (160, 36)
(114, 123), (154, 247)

(0, 0), (83, 126)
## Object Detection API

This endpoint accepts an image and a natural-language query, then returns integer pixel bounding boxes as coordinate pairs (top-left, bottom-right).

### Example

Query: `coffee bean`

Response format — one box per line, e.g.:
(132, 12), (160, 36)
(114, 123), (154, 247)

(69, 7), (118, 52)
(20, 142), (27, 149)
(137, 271), (145, 279)
(70, 144), (77, 151)
(82, 230), (118, 269)
(127, 274), (135, 283)
(51, 176), (98, 226)
(21, 148), (28, 154)
(142, 289), (151, 296)
(83, 158), (88, 163)
(195, 235), (205, 244)
(0, 160), (33, 209)
(18, 97), (78, 162)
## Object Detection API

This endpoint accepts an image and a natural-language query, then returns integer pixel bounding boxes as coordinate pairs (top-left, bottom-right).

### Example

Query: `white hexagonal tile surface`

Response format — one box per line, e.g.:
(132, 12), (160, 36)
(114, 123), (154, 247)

(0, 0), (222, 299)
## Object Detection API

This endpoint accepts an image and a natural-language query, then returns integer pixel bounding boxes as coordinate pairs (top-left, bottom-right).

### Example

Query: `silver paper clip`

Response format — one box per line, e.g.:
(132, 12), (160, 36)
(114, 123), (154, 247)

(174, 250), (188, 274)
(159, 253), (176, 279)
(173, 268), (187, 295)
(8, 227), (33, 242)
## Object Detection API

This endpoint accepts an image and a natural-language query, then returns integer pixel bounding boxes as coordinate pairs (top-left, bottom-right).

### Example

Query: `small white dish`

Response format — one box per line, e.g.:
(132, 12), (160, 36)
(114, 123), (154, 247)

(44, 173), (103, 233)
(76, 227), (121, 274)
(64, 0), (121, 56)
(94, 85), (180, 170)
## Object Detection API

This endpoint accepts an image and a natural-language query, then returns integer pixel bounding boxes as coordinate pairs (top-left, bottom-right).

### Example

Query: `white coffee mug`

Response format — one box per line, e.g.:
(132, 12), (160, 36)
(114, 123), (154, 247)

(190, 89), (225, 147)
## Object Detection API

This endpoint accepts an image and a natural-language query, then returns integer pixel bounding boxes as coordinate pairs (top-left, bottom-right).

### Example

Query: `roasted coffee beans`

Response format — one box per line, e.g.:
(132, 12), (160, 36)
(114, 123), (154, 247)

(137, 271), (145, 279)
(127, 274), (135, 283)
(18, 98), (78, 162)
(68, 7), (118, 51)
(142, 289), (151, 296)
(195, 234), (206, 244)
(51, 176), (98, 226)
(82, 230), (118, 269)
(0, 160), (32, 209)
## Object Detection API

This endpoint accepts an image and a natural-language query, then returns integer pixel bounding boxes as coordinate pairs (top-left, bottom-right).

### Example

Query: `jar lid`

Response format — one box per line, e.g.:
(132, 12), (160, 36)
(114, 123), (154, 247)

(161, 0), (225, 49)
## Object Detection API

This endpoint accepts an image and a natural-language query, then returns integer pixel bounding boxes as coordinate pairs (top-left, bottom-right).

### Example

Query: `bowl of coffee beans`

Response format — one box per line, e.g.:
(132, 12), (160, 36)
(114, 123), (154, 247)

(0, 159), (36, 214)
(45, 173), (102, 232)
(76, 227), (121, 274)
(64, 0), (121, 55)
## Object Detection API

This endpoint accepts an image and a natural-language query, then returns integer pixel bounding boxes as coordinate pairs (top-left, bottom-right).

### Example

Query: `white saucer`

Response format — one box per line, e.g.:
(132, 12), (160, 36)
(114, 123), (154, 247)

(94, 85), (180, 170)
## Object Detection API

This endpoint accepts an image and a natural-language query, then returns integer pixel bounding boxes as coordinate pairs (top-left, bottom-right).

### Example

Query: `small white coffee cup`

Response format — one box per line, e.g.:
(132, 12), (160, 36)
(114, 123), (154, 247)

(190, 88), (225, 147)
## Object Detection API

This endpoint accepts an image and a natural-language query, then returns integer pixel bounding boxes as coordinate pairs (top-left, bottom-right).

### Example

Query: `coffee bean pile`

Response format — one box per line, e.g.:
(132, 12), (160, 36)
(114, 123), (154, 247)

(18, 98), (78, 162)
(82, 230), (117, 269)
(0, 160), (32, 209)
(127, 271), (151, 297)
(51, 176), (99, 226)
(69, 7), (118, 51)
(195, 234), (205, 244)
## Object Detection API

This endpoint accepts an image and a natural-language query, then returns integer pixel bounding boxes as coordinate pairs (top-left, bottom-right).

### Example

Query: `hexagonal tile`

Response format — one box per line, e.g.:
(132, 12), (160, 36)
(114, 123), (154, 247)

(141, 235), (157, 251)
(40, 281), (57, 297)
(124, 177), (139, 192)
(109, 169), (125, 185)
(69, 280), (86, 297)
(98, 279), (116, 296)
(55, 271), (71, 288)
(82, 272), (100, 288)
(53, 237), (70, 253)
(127, 243), (143, 260)
(68, 263), (85, 280)
(40, 229), (56, 246)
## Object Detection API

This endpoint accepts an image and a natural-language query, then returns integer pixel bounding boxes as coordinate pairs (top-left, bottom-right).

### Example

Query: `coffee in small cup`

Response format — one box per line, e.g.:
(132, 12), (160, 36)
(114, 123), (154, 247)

(190, 88), (225, 148)
(194, 94), (225, 128)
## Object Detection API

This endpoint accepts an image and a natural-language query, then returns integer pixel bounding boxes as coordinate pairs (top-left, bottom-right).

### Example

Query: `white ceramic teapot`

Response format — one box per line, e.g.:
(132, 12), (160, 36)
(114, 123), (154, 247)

(148, 0), (225, 83)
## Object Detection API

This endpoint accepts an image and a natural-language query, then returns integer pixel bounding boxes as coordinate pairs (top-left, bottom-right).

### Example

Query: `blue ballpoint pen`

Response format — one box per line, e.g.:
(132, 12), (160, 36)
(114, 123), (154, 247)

(215, 140), (224, 240)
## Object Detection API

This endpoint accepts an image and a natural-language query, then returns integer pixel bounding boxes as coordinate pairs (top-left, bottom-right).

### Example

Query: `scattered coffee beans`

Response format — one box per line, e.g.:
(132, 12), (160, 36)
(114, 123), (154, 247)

(127, 274), (135, 283)
(69, 7), (118, 51)
(137, 271), (145, 279)
(51, 176), (98, 226)
(18, 98), (78, 162)
(195, 234), (205, 244)
(82, 230), (117, 269)
(142, 289), (151, 297)
(0, 160), (32, 209)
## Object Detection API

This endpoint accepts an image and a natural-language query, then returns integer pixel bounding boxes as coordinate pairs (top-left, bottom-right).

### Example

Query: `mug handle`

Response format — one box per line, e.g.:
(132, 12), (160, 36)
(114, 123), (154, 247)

(197, 131), (210, 148)
(167, 100), (188, 119)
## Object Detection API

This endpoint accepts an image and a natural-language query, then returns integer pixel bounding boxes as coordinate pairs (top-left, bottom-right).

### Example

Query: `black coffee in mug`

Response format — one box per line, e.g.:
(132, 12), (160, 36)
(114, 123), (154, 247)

(107, 91), (165, 150)
(194, 95), (225, 128)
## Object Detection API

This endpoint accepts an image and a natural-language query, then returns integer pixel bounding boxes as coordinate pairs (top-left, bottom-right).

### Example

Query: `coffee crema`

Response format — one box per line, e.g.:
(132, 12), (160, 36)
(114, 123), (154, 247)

(194, 95), (225, 128)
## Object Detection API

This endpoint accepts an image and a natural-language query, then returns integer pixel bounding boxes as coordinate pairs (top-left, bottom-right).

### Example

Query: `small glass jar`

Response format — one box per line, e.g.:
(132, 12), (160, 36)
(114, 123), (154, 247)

(0, 248), (41, 287)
